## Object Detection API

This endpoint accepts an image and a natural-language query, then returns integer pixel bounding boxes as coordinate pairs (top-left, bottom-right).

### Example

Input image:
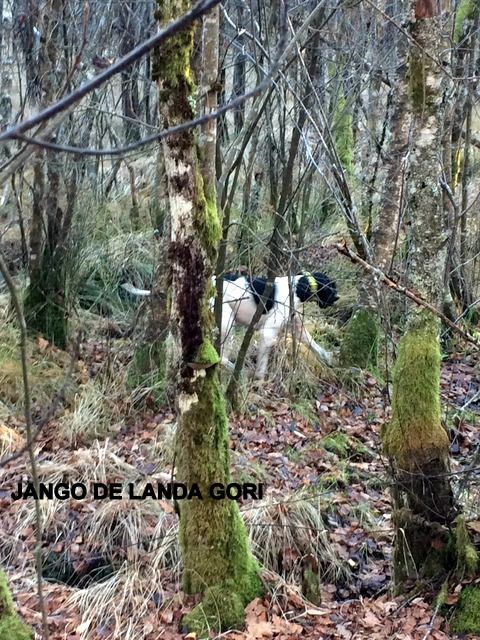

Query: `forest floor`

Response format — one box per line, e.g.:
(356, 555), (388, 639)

(1, 329), (479, 640)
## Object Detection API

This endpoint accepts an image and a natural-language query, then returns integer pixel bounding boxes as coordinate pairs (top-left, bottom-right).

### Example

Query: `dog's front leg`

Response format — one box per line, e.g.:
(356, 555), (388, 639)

(294, 316), (333, 366)
(255, 323), (282, 380)
(219, 304), (236, 371)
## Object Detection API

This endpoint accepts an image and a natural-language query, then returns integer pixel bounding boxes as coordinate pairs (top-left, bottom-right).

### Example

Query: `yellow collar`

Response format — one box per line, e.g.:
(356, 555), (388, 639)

(303, 272), (318, 294)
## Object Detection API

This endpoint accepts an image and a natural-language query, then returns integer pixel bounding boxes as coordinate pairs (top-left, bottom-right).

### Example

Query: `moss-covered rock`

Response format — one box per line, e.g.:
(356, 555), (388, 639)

(0, 571), (33, 640)
(450, 586), (480, 634)
(339, 308), (379, 370)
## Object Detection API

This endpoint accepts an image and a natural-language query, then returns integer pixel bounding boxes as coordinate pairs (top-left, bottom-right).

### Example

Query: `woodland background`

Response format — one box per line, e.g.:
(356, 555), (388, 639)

(0, 0), (480, 638)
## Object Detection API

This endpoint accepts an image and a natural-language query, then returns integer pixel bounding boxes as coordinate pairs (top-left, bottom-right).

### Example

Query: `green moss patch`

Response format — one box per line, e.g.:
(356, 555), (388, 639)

(450, 586), (480, 634)
(184, 584), (245, 636)
(454, 0), (477, 42)
(334, 91), (354, 177)
(322, 432), (370, 460)
(455, 517), (479, 578)
(0, 571), (33, 640)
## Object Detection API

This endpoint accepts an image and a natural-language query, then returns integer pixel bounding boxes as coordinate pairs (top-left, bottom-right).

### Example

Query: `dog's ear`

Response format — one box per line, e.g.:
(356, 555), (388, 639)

(312, 272), (338, 307)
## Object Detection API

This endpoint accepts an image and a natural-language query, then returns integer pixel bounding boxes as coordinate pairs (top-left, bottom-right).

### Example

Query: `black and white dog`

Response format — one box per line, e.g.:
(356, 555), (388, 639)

(218, 273), (337, 379)
(122, 271), (338, 380)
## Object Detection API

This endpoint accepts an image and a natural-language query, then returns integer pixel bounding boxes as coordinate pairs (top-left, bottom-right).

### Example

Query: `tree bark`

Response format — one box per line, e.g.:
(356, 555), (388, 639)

(153, 1), (261, 633)
(24, 0), (70, 348)
(119, 0), (141, 142)
(382, 1), (458, 588)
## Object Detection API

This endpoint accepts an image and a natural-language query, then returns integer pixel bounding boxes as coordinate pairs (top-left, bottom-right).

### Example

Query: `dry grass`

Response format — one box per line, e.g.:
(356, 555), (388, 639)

(0, 309), (70, 410)
(59, 377), (120, 446)
(0, 422), (24, 456)
(268, 324), (339, 400)
(68, 559), (168, 640)
(243, 491), (351, 585)
(14, 444), (140, 533)
(62, 490), (351, 639)
(150, 419), (177, 469)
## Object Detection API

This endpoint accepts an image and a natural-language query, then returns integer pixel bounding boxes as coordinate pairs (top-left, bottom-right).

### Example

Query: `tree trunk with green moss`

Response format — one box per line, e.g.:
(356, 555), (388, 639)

(153, 2), (262, 634)
(340, 3), (411, 372)
(382, 1), (460, 588)
(0, 571), (33, 639)
(24, 0), (69, 349)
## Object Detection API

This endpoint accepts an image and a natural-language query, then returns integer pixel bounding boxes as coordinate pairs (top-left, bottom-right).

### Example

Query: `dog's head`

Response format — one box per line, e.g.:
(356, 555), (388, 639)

(296, 272), (338, 308)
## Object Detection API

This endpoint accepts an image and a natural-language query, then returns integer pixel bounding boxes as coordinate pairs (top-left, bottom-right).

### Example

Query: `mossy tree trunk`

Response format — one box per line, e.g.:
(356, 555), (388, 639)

(0, 571), (33, 639)
(448, 0), (480, 318)
(23, 0), (70, 349)
(119, 0), (141, 143)
(382, 0), (458, 588)
(153, 2), (261, 634)
(340, 3), (411, 371)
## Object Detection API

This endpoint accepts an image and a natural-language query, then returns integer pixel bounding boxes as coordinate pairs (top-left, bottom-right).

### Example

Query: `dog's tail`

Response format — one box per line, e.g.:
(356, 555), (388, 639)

(121, 283), (152, 297)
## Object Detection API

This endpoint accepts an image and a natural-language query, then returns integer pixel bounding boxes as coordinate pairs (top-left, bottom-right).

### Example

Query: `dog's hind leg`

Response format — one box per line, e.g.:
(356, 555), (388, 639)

(293, 316), (333, 366)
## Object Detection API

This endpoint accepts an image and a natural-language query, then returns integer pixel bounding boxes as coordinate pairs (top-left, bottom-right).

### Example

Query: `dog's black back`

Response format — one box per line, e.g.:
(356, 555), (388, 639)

(224, 272), (242, 282)
(248, 278), (276, 314)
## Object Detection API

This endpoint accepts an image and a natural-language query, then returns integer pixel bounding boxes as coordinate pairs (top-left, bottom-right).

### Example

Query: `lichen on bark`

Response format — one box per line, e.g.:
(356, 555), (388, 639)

(408, 16), (444, 114)
(334, 90), (354, 177)
(383, 6), (459, 589)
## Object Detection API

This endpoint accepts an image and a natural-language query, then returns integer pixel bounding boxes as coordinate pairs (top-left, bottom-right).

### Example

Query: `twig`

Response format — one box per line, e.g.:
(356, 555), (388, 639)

(0, 250), (49, 639)
(13, 50), (285, 157)
(334, 241), (479, 347)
